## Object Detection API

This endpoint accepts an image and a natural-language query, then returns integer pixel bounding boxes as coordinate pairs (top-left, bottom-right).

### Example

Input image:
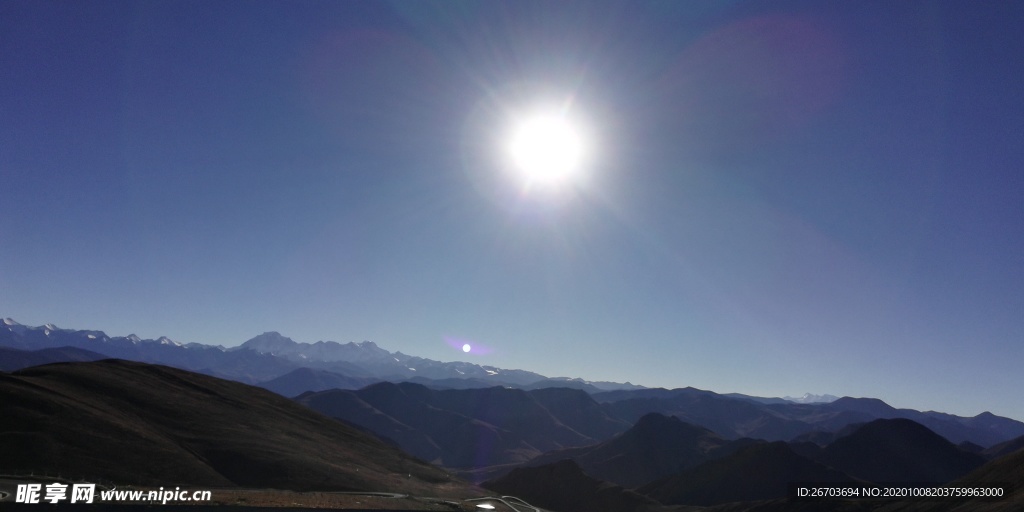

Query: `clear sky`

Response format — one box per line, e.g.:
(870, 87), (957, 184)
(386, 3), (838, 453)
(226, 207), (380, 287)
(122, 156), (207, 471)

(2, 1), (1022, 421)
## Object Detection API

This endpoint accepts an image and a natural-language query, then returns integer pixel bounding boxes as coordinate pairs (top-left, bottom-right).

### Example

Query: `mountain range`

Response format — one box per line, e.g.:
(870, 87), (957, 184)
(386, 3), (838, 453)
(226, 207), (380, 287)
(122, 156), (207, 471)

(2, 317), (1023, 511)
(0, 318), (633, 390)
(3, 317), (1023, 453)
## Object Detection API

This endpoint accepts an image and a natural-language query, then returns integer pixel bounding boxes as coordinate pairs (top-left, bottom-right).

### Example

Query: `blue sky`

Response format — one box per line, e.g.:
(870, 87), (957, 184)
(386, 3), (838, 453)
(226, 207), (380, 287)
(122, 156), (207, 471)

(2, 1), (1022, 420)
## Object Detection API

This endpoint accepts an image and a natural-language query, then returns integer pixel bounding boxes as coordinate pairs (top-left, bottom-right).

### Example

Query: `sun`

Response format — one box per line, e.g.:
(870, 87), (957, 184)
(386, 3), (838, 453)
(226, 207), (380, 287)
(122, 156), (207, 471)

(507, 111), (586, 187)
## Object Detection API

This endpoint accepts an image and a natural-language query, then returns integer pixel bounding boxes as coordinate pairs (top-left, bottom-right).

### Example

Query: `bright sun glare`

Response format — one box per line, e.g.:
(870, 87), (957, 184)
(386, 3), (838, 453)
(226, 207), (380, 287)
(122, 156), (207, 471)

(507, 111), (585, 187)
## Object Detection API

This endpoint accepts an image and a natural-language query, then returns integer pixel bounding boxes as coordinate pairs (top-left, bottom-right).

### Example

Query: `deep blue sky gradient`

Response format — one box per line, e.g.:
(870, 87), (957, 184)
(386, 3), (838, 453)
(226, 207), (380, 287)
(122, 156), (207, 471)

(2, 1), (1022, 420)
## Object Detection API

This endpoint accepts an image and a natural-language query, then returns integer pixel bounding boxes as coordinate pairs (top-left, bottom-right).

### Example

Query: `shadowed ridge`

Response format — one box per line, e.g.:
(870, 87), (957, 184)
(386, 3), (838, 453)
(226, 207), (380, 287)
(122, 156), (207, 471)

(519, 412), (731, 488)
(296, 386), (446, 463)
(819, 418), (987, 483)
(302, 382), (605, 468)
(483, 459), (662, 512)
(639, 441), (857, 506)
(527, 387), (631, 441)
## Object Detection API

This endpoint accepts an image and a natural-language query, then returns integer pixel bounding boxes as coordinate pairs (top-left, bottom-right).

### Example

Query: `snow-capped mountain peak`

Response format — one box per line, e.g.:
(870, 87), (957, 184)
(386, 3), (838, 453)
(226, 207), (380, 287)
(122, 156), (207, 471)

(783, 393), (839, 404)
(156, 336), (180, 346)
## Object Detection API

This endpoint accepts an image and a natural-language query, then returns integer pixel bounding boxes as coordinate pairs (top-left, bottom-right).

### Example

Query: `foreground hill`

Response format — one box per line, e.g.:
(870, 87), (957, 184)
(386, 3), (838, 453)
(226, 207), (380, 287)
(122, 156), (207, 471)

(0, 360), (479, 497)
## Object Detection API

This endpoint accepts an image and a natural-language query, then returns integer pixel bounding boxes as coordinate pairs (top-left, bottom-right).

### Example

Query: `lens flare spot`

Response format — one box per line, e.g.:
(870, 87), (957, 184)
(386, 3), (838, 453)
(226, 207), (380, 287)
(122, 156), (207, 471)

(444, 336), (494, 355)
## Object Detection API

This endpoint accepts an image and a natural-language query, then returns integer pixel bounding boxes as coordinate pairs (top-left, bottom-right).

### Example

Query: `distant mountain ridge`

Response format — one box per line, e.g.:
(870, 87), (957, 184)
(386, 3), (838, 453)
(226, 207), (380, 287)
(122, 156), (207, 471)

(237, 331), (549, 385)
(0, 346), (108, 372)
(0, 318), (634, 390)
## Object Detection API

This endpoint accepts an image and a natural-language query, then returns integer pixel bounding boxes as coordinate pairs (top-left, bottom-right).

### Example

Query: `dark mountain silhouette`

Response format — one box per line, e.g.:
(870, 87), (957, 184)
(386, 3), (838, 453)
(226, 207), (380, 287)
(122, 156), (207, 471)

(482, 459), (663, 512)
(299, 382), (624, 468)
(639, 441), (857, 506)
(0, 360), (478, 497)
(593, 387), (1024, 448)
(695, 424), (1013, 512)
(826, 397), (898, 417)
(600, 387), (818, 441)
(0, 346), (109, 371)
(825, 399), (1024, 448)
(521, 413), (732, 488)
(256, 367), (380, 397)
(817, 418), (987, 483)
